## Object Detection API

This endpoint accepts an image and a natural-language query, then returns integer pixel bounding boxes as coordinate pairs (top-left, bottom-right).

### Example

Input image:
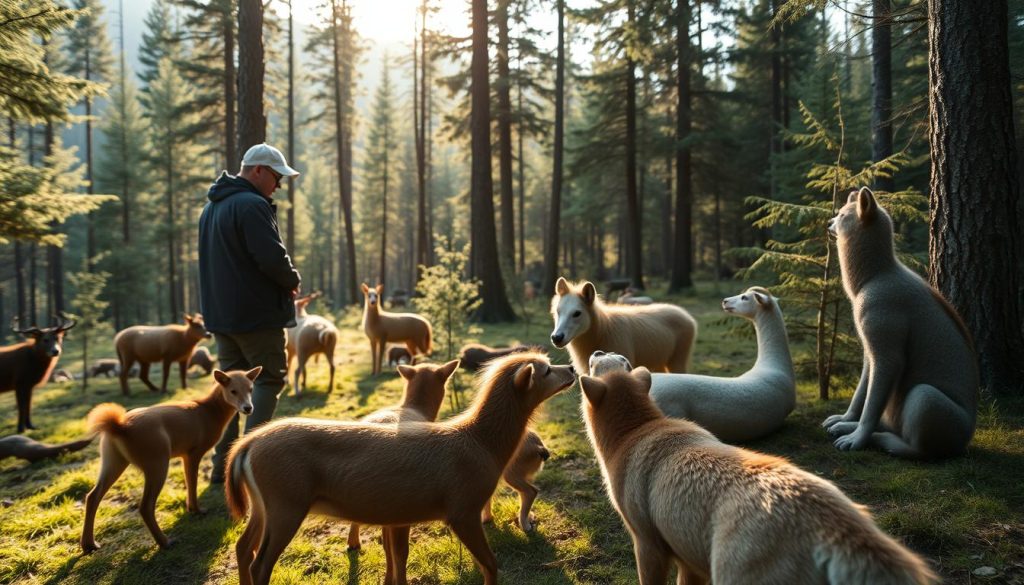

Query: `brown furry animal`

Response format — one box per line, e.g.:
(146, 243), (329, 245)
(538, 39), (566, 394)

(225, 352), (576, 585)
(580, 367), (936, 584)
(346, 359), (459, 551)
(187, 346), (216, 376)
(87, 358), (120, 378)
(114, 314), (211, 395)
(81, 368), (259, 553)
(480, 429), (550, 532)
(458, 343), (541, 372)
(0, 434), (93, 463)
(362, 283), (432, 375)
(550, 277), (697, 374)
(0, 315), (75, 432)
(386, 346), (413, 367)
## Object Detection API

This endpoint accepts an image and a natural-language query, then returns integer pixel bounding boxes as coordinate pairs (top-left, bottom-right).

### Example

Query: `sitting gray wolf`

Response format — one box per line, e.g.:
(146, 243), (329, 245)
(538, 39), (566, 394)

(822, 187), (978, 459)
(580, 366), (936, 584)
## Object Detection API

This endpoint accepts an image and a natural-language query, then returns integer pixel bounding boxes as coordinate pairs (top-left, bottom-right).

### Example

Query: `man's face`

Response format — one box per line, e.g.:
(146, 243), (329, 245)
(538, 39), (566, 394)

(255, 165), (282, 197)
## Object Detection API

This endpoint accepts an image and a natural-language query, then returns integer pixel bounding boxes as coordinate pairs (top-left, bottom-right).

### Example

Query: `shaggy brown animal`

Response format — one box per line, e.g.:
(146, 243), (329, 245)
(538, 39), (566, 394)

(346, 359), (459, 551)
(361, 283), (432, 375)
(81, 368), (259, 553)
(457, 343), (541, 372)
(0, 315), (76, 432)
(580, 367), (936, 584)
(114, 314), (211, 395)
(0, 434), (93, 463)
(480, 429), (550, 532)
(225, 352), (576, 585)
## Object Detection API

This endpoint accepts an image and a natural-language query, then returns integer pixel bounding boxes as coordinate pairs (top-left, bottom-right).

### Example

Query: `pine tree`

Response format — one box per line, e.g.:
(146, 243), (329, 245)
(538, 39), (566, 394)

(361, 56), (397, 290)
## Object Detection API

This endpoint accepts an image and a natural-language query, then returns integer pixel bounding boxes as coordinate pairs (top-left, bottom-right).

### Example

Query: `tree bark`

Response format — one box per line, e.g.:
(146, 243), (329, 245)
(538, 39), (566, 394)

(669, 0), (693, 292)
(927, 0), (1024, 395)
(542, 0), (566, 296)
(624, 0), (644, 290)
(470, 0), (516, 322)
(224, 15), (237, 169)
(414, 5), (429, 282)
(872, 0), (894, 193)
(496, 0), (515, 272)
(286, 0), (296, 252)
(237, 0), (266, 155)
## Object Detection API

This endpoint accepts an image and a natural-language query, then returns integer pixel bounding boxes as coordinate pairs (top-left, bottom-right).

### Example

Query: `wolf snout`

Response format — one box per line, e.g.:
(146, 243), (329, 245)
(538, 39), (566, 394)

(241, 404), (254, 415)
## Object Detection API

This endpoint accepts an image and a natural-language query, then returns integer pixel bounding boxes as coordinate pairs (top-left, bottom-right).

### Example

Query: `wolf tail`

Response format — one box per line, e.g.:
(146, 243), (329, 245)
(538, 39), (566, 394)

(818, 528), (937, 585)
(86, 403), (127, 435)
(225, 439), (253, 520)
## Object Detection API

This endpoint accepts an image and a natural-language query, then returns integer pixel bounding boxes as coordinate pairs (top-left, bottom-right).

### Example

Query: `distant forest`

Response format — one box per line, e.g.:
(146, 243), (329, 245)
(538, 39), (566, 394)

(1, 0), (1022, 393)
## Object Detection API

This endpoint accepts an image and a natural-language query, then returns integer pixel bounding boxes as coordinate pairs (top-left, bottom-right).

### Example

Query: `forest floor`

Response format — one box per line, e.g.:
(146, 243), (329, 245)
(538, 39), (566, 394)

(1, 281), (1022, 584)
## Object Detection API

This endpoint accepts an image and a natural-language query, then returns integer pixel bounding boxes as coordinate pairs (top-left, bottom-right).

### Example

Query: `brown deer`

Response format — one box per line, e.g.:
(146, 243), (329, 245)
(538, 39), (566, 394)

(114, 314), (211, 395)
(361, 283), (432, 375)
(0, 315), (76, 432)
(286, 292), (337, 395)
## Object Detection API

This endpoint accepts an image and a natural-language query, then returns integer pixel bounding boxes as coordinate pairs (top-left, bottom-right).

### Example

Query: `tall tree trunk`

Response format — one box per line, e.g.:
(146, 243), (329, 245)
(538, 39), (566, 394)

(624, 0), (644, 290)
(286, 0), (296, 252)
(669, 0), (693, 292)
(29, 244), (37, 325)
(85, 47), (96, 271)
(237, 0), (266, 154)
(470, 0), (516, 322)
(330, 0), (357, 305)
(14, 242), (26, 323)
(414, 7), (429, 283)
(380, 124), (389, 290)
(542, 0), (565, 296)
(166, 150), (178, 319)
(927, 0), (1024, 395)
(517, 76), (526, 275)
(224, 16), (237, 169)
(119, 0), (129, 246)
(769, 0), (783, 204)
(871, 0), (894, 193)
(44, 116), (63, 314)
(496, 0), (515, 272)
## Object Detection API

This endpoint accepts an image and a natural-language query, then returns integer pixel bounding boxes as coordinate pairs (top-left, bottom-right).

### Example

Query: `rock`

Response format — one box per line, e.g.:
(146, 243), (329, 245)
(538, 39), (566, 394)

(973, 566), (998, 577)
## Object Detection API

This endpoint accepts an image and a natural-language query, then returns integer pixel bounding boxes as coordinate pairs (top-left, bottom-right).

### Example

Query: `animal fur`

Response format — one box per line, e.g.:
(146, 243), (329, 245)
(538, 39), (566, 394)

(0, 315), (75, 432)
(480, 429), (550, 532)
(550, 277), (697, 374)
(87, 359), (120, 378)
(0, 434), (93, 463)
(458, 343), (541, 372)
(188, 346), (216, 376)
(386, 346), (413, 367)
(225, 352), (575, 585)
(580, 367), (937, 585)
(362, 283), (432, 375)
(80, 368), (259, 553)
(346, 359), (459, 551)
(114, 313), (211, 395)
(822, 187), (978, 459)
(603, 286), (796, 443)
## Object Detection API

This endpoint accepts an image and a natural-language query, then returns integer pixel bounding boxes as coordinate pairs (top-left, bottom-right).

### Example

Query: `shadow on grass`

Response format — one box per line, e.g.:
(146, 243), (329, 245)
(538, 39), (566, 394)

(49, 484), (235, 585)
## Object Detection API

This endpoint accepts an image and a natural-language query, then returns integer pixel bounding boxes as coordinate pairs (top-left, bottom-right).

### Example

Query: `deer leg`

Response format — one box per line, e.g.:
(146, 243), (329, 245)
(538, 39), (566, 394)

(346, 522), (361, 551)
(139, 458), (172, 548)
(178, 359), (188, 390)
(295, 353), (308, 396)
(81, 439), (130, 553)
(327, 351), (336, 394)
(160, 360), (172, 393)
(236, 505), (265, 585)
(139, 362), (159, 393)
(183, 453), (204, 514)
(15, 385), (34, 432)
(386, 525), (411, 585)
(447, 516), (498, 585)
(251, 505), (306, 585)
(404, 341), (418, 363)
(119, 356), (134, 395)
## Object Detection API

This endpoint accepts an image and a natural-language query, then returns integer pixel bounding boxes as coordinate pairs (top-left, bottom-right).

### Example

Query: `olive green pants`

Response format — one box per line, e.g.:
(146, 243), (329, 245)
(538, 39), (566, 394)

(210, 328), (287, 481)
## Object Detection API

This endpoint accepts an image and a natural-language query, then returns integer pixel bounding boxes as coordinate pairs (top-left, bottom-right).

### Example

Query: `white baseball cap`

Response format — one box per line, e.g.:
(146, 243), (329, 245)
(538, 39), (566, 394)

(241, 143), (299, 176)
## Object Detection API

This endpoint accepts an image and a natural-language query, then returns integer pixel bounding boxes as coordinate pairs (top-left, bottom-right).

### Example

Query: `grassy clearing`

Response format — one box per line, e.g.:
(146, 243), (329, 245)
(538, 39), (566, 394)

(1, 281), (1022, 584)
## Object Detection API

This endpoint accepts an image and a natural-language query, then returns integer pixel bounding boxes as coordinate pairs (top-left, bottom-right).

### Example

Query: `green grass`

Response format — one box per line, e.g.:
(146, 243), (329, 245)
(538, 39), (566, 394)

(1, 281), (1022, 584)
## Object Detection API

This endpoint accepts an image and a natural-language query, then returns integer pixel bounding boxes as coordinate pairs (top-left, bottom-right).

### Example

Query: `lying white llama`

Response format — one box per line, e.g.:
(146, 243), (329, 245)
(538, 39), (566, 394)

(593, 286), (795, 443)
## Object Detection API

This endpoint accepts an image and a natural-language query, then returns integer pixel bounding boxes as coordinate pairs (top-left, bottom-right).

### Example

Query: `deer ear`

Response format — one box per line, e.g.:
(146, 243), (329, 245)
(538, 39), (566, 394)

(581, 282), (597, 305)
(632, 367), (652, 393)
(438, 359), (460, 381)
(245, 366), (262, 381)
(376, 284), (384, 294)
(753, 291), (770, 306)
(580, 376), (607, 406)
(397, 364), (416, 380)
(514, 364), (534, 391)
(856, 186), (877, 222)
(555, 277), (570, 296)
(361, 283), (369, 294)
(213, 369), (230, 385)
(184, 313), (192, 323)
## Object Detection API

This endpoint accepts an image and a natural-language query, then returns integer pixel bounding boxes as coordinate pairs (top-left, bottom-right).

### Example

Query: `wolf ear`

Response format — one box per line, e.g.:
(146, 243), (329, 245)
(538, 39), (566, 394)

(245, 366), (262, 381)
(213, 369), (230, 385)
(397, 364), (416, 380)
(581, 282), (597, 305)
(555, 277), (570, 296)
(438, 359), (460, 381)
(514, 363), (534, 391)
(580, 376), (607, 406)
(856, 186), (877, 222)
(360, 283), (369, 294)
(632, 367), (652, 393)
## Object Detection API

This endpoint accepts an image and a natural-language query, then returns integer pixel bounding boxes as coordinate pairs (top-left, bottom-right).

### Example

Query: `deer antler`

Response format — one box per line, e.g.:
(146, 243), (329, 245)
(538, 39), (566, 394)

(11, 317), (42, 336)
(55, 312), (77, 332)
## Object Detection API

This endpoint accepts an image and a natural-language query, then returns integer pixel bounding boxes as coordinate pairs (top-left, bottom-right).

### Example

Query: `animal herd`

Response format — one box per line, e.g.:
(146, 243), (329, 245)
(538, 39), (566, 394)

(0, 188), (981, 584)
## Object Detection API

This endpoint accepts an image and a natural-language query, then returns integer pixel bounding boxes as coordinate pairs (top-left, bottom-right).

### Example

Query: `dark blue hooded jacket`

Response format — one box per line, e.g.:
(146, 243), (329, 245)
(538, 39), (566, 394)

(198, 172), (301, 333)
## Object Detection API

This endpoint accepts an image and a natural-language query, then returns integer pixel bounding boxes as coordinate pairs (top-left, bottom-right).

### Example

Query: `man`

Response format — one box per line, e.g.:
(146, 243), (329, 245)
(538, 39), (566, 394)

(198, 143), (301, 483)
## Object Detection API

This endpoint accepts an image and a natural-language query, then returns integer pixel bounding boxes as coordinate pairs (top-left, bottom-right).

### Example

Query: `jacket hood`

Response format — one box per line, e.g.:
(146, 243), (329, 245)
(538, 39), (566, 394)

(207, 171), (262, 202)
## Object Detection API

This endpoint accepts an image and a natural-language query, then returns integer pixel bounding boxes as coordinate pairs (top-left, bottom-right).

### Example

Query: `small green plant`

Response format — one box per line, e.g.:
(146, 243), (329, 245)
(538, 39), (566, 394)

(69, 265), (111, 393)
(414, 236), (482, 410)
